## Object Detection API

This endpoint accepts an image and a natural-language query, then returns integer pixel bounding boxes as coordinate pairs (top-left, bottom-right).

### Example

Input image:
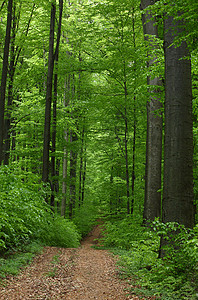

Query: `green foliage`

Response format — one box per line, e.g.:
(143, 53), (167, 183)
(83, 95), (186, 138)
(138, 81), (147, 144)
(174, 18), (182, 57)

(73, 203), (99, 237)
(45, 254), (60, 278)
(99, 216), (155, 251)
(0, 165), (81, 253)
(0, 165), (49, 251)
(0, 241), (43, 279)
(44, 216), (81, 248)
(100, 217), (198, 299)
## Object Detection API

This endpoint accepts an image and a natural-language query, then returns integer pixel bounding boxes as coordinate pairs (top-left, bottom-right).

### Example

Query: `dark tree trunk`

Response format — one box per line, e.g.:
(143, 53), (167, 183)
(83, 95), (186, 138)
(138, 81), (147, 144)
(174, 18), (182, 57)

(123, 81), (130, 215)
(162, 14), (194, 229)
(61, 76), (70, 217)
(0, 0), (13, 165)
(131, 12), (137, 215)
(110, 165), (114, 212)
(69, 130), (78, 219)
(78, 125), (85, 207)
(4, 3), (35, 165)
(141, 0), (163, 222)
(42, 2), (56, 184)
(51, 0), (63, 208)
(4, 3), (16, 165)
(81, 146), (87, 205)
(50, 64), (57, 208)
(131, 96), (136, 215)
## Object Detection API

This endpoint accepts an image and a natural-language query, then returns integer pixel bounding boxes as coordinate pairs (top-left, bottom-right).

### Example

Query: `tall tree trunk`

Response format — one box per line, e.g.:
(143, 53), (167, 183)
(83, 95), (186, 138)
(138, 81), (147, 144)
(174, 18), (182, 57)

(69, 130), (78, 219)
(4, 3), (35, 165)
(51, 0), (63, 208)
(131, 96), (136, 215)
(81, 144), (87, 205)
(124, 81), (130, 215)
(61, 131), (68, 217)
(141, 0), (163, 222)
(131, 9), (137, 215)
(50, 62), (58, 208)
(4, 3), (16, 165)
(78, 125), (85, 207)
(42, 1), (56, 184)
(162, 13), (194, 229)
(0, 0), (13, 165)
(61, 76), (70, 217)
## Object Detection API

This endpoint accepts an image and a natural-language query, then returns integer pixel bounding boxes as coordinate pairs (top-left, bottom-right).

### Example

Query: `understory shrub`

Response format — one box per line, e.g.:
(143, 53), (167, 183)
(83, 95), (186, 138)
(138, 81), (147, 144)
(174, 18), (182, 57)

(73, 203), (99, 237)
(0, 165), (81, 253)
(0, 241), (43, 279)
(101, 216), (198, 300)
(44, 215), (81, 248)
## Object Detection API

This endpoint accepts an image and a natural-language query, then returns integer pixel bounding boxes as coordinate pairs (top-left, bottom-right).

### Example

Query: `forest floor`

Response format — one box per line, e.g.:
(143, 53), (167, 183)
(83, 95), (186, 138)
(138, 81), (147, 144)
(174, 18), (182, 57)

(0, 224), (156, 299)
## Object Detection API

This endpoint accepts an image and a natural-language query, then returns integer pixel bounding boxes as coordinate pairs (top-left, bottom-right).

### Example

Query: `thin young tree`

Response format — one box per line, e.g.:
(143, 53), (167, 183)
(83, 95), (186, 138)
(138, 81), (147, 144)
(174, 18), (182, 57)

(0, 0), (13, 165)
(42, 1), (56, 184)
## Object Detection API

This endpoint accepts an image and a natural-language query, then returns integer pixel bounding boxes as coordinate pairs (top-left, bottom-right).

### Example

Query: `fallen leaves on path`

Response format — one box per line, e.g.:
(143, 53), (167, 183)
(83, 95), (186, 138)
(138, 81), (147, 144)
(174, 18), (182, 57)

(0, 225), (154, 299)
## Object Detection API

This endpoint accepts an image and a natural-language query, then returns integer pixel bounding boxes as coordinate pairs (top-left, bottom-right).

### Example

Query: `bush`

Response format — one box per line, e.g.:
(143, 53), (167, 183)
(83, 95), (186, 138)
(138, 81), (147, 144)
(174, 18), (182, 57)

(73, 204), (98, 237)
(0, 165), (81, 253)
(100, 217), (198, 299)
(44, 215), (81, 248)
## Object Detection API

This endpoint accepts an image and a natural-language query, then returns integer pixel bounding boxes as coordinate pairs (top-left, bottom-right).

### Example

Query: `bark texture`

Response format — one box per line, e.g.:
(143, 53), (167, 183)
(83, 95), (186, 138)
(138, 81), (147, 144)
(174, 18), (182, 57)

(42, 2), (56, 183)
(141, 0), (163, 221)
(163, 14), (194, 228)
(0, 0), (13, 164)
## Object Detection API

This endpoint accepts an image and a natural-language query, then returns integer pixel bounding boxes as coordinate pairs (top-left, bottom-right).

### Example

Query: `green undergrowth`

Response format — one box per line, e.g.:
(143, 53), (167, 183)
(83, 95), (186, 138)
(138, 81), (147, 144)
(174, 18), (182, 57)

(99, 216), (198, 300)
(0, 241), (43, 281)
(73, 203), (99, 237)
(0, 165), (81, 255)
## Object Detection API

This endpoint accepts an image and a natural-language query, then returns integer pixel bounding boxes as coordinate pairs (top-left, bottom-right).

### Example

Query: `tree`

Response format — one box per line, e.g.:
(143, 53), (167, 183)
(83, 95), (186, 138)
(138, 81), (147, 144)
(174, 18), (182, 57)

(161, 6), (195, 253)
(141, 0), (163, 222)
(0, 0), (13, 165)
(42, 1), (56, 184)
(51, 0), (63, 208)
(4, 2), (35, 165)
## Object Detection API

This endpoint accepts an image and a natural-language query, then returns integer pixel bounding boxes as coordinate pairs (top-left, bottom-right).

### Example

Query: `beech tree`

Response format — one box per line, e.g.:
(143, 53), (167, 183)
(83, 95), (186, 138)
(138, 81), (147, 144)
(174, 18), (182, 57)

(141, 0), (163, 222)
(162, 8), (195, 228)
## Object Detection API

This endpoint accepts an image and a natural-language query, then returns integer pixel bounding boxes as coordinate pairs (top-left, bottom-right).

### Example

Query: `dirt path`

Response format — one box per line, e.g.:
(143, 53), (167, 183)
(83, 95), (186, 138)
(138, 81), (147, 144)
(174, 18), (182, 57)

(0, 225), (140, 299)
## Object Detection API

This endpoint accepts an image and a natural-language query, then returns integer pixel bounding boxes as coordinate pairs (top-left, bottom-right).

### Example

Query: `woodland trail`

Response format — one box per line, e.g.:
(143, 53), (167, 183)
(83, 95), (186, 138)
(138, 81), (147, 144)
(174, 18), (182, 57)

(0, 224), (146, 300)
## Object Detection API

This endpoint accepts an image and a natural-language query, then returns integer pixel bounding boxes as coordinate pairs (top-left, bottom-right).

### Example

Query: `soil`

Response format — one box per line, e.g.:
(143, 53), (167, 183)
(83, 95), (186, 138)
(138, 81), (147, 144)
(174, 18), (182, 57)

(0, 224), (151, 299)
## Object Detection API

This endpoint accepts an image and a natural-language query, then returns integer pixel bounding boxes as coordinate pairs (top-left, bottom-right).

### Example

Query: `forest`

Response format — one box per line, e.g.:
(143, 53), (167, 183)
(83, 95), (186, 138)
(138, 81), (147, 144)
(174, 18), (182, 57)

(0, 0), (198, 299)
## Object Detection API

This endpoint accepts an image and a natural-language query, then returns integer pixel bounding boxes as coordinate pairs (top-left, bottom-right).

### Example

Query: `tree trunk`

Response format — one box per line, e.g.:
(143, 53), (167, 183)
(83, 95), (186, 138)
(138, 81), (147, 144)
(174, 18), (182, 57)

(69, 130), (78, 219)
(3, 3), (16, 165)
(42, 1), (56, 184)
(51, 0), (63, 208)
(141, 0), (163, 222)
(78, 125), (85, 207)
(0, 0), (13, 165)
(123, 81), (130, 215)
(81, 146), (87, 205)
(61, 76), (70, 217)
(162, 13), (194, 229)
(131, 96), (136, 215)
(61, 135), (68, 217)
(131, 11), (137, 215)
(50, 63), (57, 208)
(4, 3), (35, 165)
